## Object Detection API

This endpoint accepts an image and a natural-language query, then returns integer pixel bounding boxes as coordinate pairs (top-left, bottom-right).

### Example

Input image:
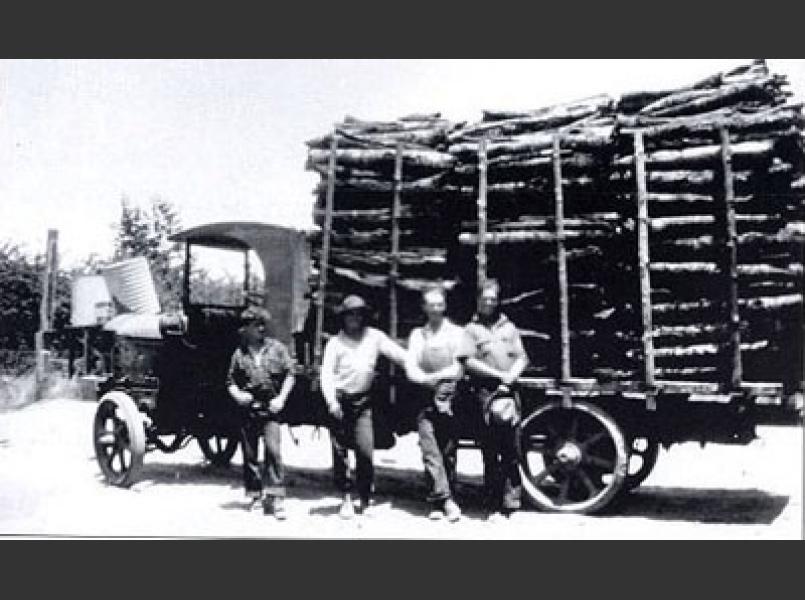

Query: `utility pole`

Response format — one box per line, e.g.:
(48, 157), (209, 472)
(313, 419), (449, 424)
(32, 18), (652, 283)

(35, 229), (59, 398)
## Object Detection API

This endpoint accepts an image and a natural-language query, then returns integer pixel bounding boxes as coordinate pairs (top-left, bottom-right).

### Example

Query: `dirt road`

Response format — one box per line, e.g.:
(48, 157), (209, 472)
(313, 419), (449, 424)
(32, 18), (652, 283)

(0, 398), (801, 539)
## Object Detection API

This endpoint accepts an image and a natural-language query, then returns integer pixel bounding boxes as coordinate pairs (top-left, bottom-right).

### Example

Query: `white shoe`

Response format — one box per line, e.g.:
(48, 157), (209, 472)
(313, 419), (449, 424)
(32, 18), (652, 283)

(339, 494), (355, 520)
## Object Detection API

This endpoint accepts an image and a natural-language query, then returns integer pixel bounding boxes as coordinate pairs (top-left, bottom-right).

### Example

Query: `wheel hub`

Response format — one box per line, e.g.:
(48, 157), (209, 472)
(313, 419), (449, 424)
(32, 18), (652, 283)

(556, 441), (583, 467)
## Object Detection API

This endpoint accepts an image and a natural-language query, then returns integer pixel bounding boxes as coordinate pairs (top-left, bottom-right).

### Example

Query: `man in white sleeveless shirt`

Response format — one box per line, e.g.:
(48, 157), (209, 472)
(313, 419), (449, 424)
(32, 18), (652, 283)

(320, 295), (407, 519)
(405, 285), (464, 522)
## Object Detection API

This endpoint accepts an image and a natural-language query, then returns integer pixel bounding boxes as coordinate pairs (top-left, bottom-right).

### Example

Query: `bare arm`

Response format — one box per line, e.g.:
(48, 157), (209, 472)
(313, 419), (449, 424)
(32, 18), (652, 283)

(379, 330), (408, 367)
(501, 356), (528, 386)
(320, 340), (338, 409)
(461, 357), (506, 381)
(404, 330), (431, 385)
(226, 352), (253, 405)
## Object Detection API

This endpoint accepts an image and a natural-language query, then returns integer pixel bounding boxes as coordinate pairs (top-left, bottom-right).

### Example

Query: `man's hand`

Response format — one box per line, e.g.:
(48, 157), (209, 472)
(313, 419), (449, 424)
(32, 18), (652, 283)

(269, 395), (286, 414)
(327, 401), (344, 421)
(500, 371), (518, 387)
(233, 389), (254, 406)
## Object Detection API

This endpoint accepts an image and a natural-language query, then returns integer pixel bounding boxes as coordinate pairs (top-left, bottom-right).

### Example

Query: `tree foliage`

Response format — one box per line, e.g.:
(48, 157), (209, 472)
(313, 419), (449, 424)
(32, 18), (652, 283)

(0, 241), (71, 350)
(113, 196), (184, 311)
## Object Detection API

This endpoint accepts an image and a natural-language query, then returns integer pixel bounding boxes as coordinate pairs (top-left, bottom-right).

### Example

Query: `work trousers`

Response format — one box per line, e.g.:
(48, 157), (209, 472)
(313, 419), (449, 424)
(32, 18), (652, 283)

(330, 391), (374, 503)
(475, 384), (522, 512)
(240, 409), (285, 498)
(416, 381), (459, 504)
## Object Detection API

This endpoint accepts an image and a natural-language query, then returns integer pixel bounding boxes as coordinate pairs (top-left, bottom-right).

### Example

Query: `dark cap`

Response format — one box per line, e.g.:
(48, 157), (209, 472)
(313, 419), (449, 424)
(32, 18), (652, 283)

(240, 306), (272, 326)
(337, 294), (370, 315)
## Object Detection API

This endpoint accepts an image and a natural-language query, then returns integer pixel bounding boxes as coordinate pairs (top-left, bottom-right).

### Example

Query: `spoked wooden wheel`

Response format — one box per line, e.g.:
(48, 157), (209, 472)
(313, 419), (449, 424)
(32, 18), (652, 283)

(623, 435), (660, 492)
(93, 392), (146, 487)
(517, 401), (628, 514)
(197, 434), (238, 467)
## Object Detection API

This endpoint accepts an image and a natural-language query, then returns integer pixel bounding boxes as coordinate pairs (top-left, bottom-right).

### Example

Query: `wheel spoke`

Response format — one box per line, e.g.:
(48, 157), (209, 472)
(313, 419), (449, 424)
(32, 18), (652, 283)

(532, 461), (561, 486)
(579, 431), (606, 450)
(567, 416), (579, 442)
(584, 453), (615, 471)
(577, 469), (600, 498)
(558, 474), (572, 503)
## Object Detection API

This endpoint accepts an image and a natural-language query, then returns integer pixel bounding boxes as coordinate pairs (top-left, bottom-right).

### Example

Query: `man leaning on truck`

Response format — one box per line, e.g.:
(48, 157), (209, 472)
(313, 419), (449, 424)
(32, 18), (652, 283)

(457, 280), (529, 522)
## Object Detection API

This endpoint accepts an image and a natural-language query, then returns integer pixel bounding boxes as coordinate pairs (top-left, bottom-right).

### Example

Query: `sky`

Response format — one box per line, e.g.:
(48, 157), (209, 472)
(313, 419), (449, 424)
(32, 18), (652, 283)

(1, 59), (803, 268)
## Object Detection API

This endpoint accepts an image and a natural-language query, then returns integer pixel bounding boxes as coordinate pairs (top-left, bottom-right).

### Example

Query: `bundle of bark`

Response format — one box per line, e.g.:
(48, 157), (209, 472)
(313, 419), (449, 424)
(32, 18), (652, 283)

(610, 59), (804, 386)
(305, 114), (462, 335)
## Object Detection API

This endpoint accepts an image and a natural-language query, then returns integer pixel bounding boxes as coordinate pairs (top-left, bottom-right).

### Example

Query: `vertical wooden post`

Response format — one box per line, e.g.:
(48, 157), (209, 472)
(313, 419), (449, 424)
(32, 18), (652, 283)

(243, 249), (250, 302)
(719, 127), (743, 390)
(552, 136), (572, 386)
(35, 229), (58, 395)
(314, 132), (337, 369)
(389, 144), (403, 404)
(634, 132), (656, 403)
(390, 143), (403, 341)
(183, 242), (192, 307)
(477, 137), (488, 308)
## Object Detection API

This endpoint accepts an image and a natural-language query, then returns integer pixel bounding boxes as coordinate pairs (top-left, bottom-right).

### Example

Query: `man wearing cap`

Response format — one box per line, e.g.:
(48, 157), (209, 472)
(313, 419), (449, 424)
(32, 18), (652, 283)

(320, 295), (407, 519)
(457, 280), (529, 521)
(405, 285), (464, 522)
(227, 306), (295, 520)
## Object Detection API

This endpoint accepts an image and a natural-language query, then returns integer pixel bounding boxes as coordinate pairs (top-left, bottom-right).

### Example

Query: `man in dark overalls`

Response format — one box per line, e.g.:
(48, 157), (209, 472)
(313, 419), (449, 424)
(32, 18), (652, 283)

(226, 306), (295, 520)
(457, 280), (529, 522)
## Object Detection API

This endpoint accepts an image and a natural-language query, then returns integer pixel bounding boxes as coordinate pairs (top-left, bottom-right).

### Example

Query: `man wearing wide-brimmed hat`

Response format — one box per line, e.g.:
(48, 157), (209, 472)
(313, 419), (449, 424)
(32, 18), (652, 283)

(320, 294), (407, 519)
(227, 306), (295, 520)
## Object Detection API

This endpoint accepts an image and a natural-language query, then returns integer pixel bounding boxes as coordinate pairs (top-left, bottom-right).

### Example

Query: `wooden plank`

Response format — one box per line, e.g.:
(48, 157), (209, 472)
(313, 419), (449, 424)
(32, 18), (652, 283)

(552, 136), (572, 384)
(314, 132), (337, 368)
(720, 127), (743, 390)
(477, 137), (489, 304)
(634, 132), (657, 393)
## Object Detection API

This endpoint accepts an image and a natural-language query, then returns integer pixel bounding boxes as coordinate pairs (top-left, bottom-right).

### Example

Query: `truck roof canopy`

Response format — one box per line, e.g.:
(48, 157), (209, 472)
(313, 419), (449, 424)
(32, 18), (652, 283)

(170, 221), (311, 252)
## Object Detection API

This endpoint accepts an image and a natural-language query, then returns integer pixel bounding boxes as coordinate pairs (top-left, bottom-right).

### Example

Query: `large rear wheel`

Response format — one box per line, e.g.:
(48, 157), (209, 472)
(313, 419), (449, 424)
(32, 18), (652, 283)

(197, 434), (238, 467)
(93, 391), (146, 487)
(517, 401), (628, 514)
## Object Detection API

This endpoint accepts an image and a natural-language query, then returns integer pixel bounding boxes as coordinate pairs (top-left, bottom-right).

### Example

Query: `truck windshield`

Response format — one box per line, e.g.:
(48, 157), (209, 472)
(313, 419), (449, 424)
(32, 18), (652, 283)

(188, 246), (264, 307)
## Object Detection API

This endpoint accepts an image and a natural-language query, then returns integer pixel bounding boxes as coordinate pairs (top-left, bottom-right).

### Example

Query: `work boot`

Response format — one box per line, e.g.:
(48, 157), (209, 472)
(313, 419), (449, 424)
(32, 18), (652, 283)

(246, 491), (263, 511)
(427, 506), (444, 521)
(443, 498), (462, 523)
(265, 496), (287, 520)
(356, 496), (373, 517)
(339, 493), (355, 520)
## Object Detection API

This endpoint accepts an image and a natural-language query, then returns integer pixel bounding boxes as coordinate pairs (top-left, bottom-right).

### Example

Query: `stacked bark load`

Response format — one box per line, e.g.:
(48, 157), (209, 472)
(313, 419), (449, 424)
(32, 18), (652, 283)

(305, 60), (804, 390)
(305, 114), (461, 337)
(445, 96), (623, 378)
(611, 59), (804, 387)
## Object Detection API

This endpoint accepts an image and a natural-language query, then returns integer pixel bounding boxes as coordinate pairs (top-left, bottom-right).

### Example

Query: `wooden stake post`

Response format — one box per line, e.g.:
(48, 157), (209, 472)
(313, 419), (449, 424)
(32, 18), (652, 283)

(477, 137), (488, 307)
(389, 144), (403, 401)
(634, 132), (657, 409)
(390, 144), (403, 341)
(552, 137), (573, 407)
(314, 132), (337, 370)
(719, 127), (743, 390)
